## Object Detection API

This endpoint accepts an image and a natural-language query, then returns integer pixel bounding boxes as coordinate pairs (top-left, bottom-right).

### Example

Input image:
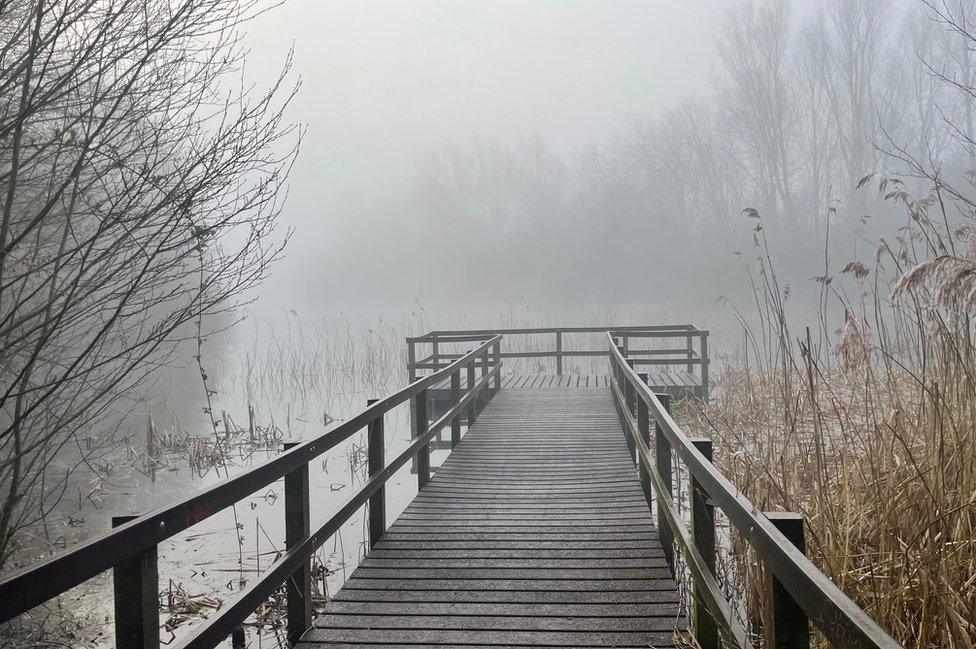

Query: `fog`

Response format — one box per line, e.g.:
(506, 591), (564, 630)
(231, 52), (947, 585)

(244, 0), (749, 317)
(231, 0), (950, 331)
(6, 2), (976, 646)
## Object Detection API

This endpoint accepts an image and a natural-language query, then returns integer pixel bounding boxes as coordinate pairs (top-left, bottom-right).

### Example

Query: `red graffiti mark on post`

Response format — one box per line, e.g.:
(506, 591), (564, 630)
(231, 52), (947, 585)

(185, 502), (216, 527)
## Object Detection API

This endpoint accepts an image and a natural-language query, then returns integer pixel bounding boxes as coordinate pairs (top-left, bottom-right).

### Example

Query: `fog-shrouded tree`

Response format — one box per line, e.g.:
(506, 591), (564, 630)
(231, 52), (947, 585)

(714, 0), (797, 223)
(0, 0), (299, 567)
(415, 135), (567, 237)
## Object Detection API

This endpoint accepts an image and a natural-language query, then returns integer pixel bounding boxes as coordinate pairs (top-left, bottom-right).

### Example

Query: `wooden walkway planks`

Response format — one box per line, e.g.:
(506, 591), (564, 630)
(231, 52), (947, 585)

(500, 372), (696, 390)
(500, 374), (611, 388)
(299, 388), (684, 648)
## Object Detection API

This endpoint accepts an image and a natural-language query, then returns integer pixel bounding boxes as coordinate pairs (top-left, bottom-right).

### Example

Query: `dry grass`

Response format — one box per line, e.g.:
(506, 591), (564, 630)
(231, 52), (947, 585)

(677, 186), (976, 647)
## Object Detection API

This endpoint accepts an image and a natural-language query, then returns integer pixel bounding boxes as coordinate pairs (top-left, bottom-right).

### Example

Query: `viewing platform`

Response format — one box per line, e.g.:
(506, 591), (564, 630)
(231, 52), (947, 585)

(0, 324), (901, 649)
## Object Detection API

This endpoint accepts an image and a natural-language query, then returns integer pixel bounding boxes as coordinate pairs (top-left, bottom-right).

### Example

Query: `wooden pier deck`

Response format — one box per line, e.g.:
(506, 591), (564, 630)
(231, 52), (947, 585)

(0, 327), (900, 649)
(498, 371), (698, 391)
(299, 387), (684, 647)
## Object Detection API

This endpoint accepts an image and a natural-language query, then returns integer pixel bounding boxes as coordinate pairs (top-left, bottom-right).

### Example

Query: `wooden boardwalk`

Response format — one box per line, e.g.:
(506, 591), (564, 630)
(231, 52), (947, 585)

(300, 387), (684, 648)
(0, 328), (900, 649)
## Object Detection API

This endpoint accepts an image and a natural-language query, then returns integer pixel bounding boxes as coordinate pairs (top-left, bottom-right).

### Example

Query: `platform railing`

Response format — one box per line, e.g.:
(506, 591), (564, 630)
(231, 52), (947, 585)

(0, 335), (503, 649)
(607, 333), (901, 649)
(408, 324), (708, 398)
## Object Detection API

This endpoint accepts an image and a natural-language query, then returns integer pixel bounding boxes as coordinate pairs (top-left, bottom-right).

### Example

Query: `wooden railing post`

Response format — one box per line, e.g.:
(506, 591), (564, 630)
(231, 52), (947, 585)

(283, 441), (311, 645)
(636, 389), (652, 511)
(407, 339), (416, 382)
(431, 336), (439, 369)
(466, 358), (477, 425)
(112, 515), (159, 649)
(655, 393), (674, 575)
(637, 372), (648, 389)
(686, 332), (694, 373)
(367, 400), (386, 547)
(415, 387), (430, 488)
(766, 513), (810, 649)
(450, 371), (461, 448)
(616, 346), (626, 389)
(636, 371), (649, 471)
(408, 339), (417, 463)
(623, 360), (637, 462)
(701, 331), (710, 401)
(555, 330), (563, 375)
(691, 438), (718, 649)
(625, 360), (637, 415)
(480, 349), (489, 411)
(491, 340), (501, 392)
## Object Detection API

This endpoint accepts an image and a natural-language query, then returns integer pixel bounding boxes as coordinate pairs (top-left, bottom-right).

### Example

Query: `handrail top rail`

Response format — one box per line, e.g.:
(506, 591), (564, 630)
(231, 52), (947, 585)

(606, 333), (900, 649)
(174, 361), (504, 649)
(0, 335), (503, 624)
(407, 324), (701, 342)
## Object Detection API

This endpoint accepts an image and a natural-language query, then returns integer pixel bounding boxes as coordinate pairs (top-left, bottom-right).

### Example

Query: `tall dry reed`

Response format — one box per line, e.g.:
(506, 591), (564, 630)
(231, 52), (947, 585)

(679, 185), (976, 647)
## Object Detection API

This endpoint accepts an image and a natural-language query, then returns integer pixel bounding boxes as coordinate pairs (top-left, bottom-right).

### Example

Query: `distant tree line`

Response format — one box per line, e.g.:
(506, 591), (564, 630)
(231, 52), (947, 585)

(403, 0), (976, 306)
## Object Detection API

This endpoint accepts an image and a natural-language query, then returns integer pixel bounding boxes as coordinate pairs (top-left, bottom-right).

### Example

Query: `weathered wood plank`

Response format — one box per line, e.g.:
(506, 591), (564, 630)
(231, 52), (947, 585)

(299, 645), (676, 649)
(330, 588), (680, 604)
(365, 548), (667, 559)
(305, 387), (683, 647)
(312, 613), (679, 631)
(299, 629), (679, 646)
(320, 601), (679, 616)
(337, 577), (678, 591)
(357, 558), (671, 569)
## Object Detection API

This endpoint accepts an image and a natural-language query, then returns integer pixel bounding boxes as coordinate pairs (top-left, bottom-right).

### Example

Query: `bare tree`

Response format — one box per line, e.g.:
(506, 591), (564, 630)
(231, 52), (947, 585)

(714, 1), (797, 223)
(0, 0), (299, 566)
(823, 0), (893, 211)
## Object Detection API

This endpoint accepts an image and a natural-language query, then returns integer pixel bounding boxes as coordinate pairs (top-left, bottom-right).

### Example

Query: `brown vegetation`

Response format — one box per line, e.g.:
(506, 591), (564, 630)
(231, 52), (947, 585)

(680, 186), (976, 646)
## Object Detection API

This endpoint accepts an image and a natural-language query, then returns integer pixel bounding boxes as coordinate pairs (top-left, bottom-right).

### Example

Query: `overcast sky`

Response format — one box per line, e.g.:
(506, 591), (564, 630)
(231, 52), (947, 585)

(243, 0), (745, 318)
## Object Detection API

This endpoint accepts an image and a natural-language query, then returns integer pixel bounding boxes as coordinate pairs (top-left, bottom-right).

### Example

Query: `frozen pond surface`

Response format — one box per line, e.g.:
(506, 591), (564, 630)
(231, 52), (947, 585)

(24, 398), (428, 649)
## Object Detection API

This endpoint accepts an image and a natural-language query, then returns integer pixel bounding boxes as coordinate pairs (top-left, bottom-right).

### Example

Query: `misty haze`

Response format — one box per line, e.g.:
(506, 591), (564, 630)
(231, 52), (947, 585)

(0, 1), (973, 648)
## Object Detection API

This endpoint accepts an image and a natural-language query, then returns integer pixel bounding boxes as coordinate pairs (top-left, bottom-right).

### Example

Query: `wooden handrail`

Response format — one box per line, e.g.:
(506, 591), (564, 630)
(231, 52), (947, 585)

(406, 324), (698, 341)
(406, 324), (709, 397)
(0, 335), (503, 637)
(607, 333), (901, 649)
(175, 362), (502, 649)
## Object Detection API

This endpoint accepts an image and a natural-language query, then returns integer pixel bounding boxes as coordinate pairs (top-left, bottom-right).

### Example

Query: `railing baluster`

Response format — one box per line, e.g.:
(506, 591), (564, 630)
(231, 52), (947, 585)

(466, 358), (477, 425)
(636, 388), (652, 511)
(766, 512), (810, 649)
(623, 360), (637, 462)
(615, 344), (626, 389)
(654, 392), (674, 575)
(625, 360), (637, 415)
(691, 438), (718, 649)
(408, 339), (418, 470)
(112, 515), (159, 649)
(407, 339), (416, 382)
(480, 349), (489, 412)
(555, 329), (563, 375)
(701, 330), (710, 401)
(415, 387), (430, 488)
(367, 400), (386, 546)
(283, 440), (312, 645)
(491, 340), (501, 392)
(450, 371), (461, 447)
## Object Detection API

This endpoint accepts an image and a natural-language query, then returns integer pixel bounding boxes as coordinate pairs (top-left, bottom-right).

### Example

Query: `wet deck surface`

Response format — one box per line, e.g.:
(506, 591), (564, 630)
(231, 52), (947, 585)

(499, 372), (697, 390)
(298, 388), (684, 648)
